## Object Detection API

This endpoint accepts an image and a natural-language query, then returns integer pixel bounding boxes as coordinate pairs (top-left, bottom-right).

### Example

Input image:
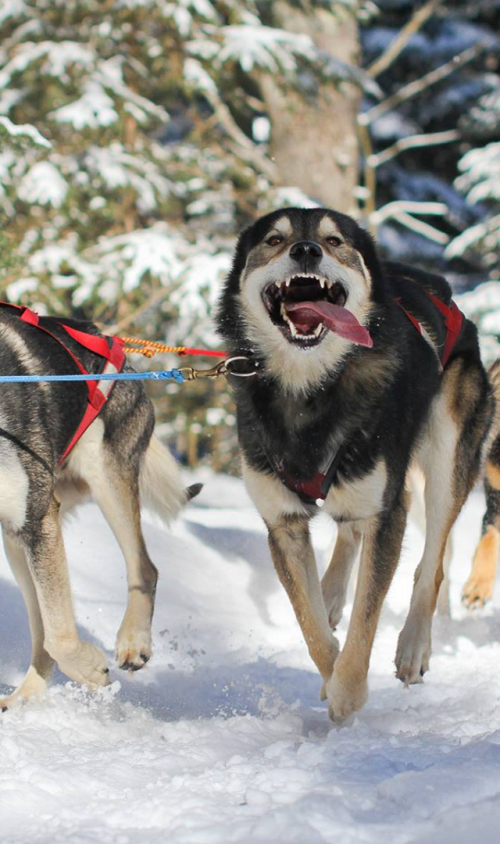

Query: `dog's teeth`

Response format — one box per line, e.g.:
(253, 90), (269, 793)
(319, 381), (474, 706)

(289, 320), (298, 337)
(326, 280), (333, 289)
(319, 278), (325, 289)
(313, 324), (323, 337)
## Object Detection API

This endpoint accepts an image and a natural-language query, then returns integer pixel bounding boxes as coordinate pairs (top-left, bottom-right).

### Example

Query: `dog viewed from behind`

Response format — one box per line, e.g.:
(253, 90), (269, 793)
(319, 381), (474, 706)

(217, 206), (493, 721)
(0, 307), (193, 709)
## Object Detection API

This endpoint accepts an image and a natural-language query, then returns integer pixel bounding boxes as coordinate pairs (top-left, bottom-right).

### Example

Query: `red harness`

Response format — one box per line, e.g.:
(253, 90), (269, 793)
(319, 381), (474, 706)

(0, 303), (126, 464)
(396, 291), (464, 369)
(274, 292), (465, 506)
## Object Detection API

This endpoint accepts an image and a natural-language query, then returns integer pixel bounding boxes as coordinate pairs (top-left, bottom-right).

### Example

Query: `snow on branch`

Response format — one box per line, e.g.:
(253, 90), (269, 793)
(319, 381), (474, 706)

(371, 201), (450, 244)
(446, 213), (500, 259)
(455, 142), (500, 204)
(217, 25), (314, 74)
(369, 129), (460, 168)
(371, 200), (449, 225)
(0, 41), (96, 89)
(0, 116), (50, 148)
(457, 281), (500, 364)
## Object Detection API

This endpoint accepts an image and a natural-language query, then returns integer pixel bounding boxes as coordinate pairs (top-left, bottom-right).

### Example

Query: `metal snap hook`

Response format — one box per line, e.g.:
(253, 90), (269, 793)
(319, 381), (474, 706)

(224, 356), (259, 377)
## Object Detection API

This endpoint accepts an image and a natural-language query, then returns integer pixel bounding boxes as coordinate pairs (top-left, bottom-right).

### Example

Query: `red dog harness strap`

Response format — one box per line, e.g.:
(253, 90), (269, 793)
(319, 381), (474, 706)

(425, 292), (464, 368)
(396, 291), (464, 368)
(0, 303), (126, 464)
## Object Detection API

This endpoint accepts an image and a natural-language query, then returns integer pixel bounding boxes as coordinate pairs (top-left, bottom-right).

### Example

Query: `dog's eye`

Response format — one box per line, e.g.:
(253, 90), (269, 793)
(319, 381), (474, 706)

(326, 235), (343, 247)
(266, 234), (284, 247)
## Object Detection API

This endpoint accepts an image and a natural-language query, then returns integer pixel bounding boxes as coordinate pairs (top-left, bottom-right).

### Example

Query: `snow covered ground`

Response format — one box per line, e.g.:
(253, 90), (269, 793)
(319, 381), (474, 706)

(2, 471), (500, 843)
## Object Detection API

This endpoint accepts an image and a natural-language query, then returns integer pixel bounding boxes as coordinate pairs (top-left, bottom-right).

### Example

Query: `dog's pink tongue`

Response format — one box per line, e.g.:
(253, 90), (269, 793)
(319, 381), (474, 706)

(285, 301), (373, 347)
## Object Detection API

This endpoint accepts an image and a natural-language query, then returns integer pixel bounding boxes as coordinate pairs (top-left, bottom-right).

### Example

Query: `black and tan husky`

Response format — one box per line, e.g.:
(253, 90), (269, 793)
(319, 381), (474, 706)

(0, 306), (193, 709)
(217, 207), (493, 721)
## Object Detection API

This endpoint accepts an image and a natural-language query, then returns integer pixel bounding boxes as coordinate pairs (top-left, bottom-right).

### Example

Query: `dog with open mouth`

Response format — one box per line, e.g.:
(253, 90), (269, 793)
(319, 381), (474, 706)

(218, 206), (493, 721)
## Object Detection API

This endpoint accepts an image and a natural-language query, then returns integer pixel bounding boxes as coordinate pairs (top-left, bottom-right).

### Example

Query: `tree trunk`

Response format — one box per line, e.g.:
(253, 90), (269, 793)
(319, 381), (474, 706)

(261, 3), (361, 215)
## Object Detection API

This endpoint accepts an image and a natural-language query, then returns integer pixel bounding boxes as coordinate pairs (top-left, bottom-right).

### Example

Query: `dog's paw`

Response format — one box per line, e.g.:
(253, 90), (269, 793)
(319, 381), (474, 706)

(326, 598), (345, 632)
(0, 666), (48, 711)
(461, 574), (494, 610)
(395, 622), (431, 685)
(116, 628), (152, 672)
(326, 671), (368, 722)
(51, 641), (110, 688)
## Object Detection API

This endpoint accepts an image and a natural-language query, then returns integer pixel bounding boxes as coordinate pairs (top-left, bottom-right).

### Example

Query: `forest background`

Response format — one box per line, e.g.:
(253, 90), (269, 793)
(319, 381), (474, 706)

(0, 0), (499, 470)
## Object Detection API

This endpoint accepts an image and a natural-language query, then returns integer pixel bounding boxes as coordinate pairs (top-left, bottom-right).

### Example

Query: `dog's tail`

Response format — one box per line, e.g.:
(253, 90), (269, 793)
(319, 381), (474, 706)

(139, 434), (202, 524)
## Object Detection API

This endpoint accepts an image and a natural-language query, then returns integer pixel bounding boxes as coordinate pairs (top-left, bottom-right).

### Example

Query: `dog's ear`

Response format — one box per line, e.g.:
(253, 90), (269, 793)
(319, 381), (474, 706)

(216, 222), (255, 343)
(227, 224), (255, 293)
(351, 224), (386, 301)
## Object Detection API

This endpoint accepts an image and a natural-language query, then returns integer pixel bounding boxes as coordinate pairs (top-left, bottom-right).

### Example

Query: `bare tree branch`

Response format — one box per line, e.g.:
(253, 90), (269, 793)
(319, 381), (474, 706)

(388, 211), (450, 243)
(203, 86), (278, 182)
(369, 129), (460, 168)
(361, 44), (483, 126)
(367, 0), (445, 79)
(371, 200), (449, 226)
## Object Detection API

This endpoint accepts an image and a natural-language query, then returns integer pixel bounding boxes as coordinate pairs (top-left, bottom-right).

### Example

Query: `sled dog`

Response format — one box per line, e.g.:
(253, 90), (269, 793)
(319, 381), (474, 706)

(462, 360), (500, 608)
(0, 307), (194, 709)
(217, 206), (493, 721)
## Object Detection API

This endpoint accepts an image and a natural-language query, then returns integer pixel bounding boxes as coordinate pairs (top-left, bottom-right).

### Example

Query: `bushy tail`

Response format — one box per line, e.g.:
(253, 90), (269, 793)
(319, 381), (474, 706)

(140, 434), (200, 524)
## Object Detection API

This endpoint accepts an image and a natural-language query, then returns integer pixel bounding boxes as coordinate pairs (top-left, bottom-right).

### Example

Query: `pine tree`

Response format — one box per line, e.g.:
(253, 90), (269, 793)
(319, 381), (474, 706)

(0, 0), (363, 469)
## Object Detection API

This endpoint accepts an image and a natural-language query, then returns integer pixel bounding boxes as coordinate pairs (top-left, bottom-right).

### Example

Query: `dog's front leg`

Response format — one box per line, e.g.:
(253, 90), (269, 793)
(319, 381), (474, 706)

(321, 523), (362, 630)
(327, 497), (407, 722)
(267, 515), (339, 686)
(24, 497), (109, 688)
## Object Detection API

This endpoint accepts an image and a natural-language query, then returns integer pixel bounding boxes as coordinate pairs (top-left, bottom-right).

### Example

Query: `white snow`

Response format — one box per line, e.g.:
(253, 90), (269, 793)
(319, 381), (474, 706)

(52, 82), (118, 130)
(218, 25), (314, 74)
(2, 469), (500, 842)
(0, 116), (50, 148)
(17, 161), (68, 208)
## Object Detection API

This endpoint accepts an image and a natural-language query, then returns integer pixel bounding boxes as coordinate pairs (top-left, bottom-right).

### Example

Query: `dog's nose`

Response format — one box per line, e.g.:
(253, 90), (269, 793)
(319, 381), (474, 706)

(289, 241), (323, 261)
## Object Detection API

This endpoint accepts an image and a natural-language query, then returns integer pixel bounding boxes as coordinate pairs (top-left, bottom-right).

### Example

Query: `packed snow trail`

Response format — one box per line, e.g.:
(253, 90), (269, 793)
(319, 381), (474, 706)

(2, 472), (500, 843)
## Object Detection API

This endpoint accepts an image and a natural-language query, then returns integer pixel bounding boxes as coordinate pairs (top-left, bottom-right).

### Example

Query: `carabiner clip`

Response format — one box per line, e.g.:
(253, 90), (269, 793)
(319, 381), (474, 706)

(177, 361), (228, 381)
(177, 356), (258, 381)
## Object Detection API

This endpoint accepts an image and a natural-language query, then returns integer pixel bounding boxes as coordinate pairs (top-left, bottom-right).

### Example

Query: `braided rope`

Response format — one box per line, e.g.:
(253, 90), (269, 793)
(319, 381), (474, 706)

(119, 335), (186, 358)
(117, 335), (226, 359)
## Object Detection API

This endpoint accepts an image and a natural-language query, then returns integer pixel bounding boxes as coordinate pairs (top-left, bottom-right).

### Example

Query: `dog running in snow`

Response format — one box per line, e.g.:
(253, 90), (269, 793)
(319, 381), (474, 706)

(0, 306), (195, 709)
(217, 206), (493, 721)
(462, 360), (500, 609)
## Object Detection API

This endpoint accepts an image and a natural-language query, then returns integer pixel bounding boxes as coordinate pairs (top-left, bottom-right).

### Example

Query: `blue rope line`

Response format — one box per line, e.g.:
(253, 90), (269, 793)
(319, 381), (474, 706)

(0, 370), (186, 384)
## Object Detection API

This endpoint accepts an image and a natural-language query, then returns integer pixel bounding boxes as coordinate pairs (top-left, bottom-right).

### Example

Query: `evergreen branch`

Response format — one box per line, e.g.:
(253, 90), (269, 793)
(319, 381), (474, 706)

(361, 44), (483, 125)
(369, 129), (460, 168)
(367, 0), (445, 79)
(446, 212), (500, 259)
(0, 116), (51, 149)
